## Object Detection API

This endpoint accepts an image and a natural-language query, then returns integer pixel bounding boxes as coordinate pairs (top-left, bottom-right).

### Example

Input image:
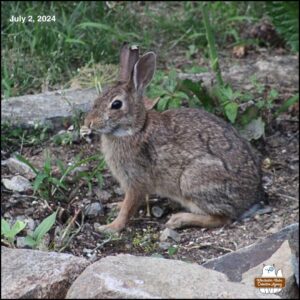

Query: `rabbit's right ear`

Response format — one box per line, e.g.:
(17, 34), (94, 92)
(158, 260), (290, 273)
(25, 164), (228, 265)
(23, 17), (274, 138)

(119, 42), (139, 82)
(133, 52), (156, 95)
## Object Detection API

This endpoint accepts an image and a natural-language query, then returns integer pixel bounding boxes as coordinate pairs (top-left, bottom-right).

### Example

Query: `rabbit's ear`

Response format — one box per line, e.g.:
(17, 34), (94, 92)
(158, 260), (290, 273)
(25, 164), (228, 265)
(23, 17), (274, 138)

(119, 42), (139, 82)
(133, 52), (156, 94)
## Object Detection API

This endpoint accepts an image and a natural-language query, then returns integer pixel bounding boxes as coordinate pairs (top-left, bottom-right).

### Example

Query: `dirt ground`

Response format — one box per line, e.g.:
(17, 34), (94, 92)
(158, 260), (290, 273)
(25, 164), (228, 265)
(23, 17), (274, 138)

(1, 50), (299, 265)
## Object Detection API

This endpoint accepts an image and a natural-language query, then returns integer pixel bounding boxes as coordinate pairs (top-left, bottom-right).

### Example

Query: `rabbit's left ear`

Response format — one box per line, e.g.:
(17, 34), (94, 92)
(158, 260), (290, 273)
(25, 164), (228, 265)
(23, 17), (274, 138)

(133, 52), (156, 95)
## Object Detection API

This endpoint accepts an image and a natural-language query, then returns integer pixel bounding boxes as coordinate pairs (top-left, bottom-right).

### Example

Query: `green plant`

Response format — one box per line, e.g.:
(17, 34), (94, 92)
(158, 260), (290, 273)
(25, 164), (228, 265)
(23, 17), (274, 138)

(24, 211), (57, 249)
(1, 123), (51, 153)
(1, 219), (26, 247)
(266, 1), (299, 52)
(15, 153), (106, 201)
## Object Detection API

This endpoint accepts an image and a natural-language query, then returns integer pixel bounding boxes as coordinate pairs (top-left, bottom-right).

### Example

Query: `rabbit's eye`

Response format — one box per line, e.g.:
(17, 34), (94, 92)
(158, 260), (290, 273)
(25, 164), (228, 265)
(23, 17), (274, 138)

(111, 100), (123, 110)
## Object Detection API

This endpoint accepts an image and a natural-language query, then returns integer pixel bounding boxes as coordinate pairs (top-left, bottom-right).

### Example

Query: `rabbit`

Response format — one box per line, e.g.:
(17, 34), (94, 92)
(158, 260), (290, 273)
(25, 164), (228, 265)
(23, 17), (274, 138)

(83, 42), (265, 233)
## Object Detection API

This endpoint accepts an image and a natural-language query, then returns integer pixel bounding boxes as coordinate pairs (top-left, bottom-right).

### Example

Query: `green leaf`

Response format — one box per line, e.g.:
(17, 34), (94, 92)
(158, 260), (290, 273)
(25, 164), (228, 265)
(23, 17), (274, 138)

(10, 220), (26, 238)
(168, 246), (178, 256)
(239, 106), (259, 126)
(43, 156), (52, 174)
(224, 102), (238, 123)
(32, 211), (57, 242)
(157, 97), (170, 112)
(65, 38), (86, 45)
(33, 173), (48, 192)
(168, 97), (182, 109)
(24, 235), (38, 247)
(275, 94), (299, 116)
(49, 177), (67, 190)
(1, 218), (10, 236)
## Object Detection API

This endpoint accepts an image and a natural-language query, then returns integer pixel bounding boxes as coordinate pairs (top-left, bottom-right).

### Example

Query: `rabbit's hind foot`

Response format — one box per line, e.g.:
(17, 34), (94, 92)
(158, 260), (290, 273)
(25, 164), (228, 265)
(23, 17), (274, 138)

(165, 212), (231, 229)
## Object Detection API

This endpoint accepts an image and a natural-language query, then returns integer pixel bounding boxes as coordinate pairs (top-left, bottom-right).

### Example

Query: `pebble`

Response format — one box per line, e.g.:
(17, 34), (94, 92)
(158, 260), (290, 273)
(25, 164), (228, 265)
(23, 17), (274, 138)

(160, 228), (181, 243)
(2, 176), (32, 192)
(94, 188), (112, 202)
(151, 205), (164, 218)
(113, 186), (124, 196)
(84, 202), (104, 217)
(158, 242), (171, 250)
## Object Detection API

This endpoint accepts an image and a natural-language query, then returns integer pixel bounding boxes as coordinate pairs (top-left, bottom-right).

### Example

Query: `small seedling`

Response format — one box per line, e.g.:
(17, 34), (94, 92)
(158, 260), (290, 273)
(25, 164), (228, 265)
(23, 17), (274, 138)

(1, 219), (26, 247)
(24, 211), (57, 249)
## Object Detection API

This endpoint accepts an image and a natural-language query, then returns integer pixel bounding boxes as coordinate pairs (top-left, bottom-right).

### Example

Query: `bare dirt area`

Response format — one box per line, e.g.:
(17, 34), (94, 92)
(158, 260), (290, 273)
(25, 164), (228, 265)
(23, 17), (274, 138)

(1, 51), (299, 266)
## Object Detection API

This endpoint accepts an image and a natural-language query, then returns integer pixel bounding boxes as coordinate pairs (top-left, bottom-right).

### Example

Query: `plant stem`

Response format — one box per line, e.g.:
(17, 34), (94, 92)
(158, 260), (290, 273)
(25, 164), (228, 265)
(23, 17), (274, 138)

(202, 4), (224, 87)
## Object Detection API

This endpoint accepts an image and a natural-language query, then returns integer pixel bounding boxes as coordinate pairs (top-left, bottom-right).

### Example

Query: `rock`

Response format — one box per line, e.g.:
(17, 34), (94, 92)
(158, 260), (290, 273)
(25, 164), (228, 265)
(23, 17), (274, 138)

(151, 205), (164, 218)
(289, 225), (299, 286)
(16, 237), (27, 248)
(160, 228), (181, 243)
(84, 202), (104, 218)
(203, 223), (299, 282)
(113, 186), (124, 196)
(66, 254), (278, 299)
(1, 88), (98, 129)
(94, 188), (112, 202)
(2, 175), (32, 192)
(1, 246), (89, 299)
(5, 157), (36, 179)
(158, 242), (171, 250)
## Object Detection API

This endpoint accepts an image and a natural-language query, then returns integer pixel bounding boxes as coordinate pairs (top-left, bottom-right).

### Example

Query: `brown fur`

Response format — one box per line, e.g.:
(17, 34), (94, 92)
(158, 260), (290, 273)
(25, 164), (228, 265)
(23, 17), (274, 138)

(84, 46), (264, 233)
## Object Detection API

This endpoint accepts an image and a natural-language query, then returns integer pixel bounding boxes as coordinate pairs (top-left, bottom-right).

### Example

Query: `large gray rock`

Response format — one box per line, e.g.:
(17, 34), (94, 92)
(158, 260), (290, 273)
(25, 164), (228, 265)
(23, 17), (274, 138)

(66, 254), (278, 299)
(203, 223), (299, 282)
(179, 55), (299, 92)
(1, 88), (97, 128)
(1, 247), (89, 299)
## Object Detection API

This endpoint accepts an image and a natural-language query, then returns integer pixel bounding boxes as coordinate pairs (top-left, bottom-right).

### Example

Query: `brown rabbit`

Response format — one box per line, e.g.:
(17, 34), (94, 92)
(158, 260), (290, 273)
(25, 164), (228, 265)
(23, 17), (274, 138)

(83, 43), (264, 233)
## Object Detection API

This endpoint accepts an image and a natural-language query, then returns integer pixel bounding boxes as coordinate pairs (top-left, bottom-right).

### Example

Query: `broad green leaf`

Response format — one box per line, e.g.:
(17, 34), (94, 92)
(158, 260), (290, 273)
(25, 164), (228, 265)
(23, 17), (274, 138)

(168, 98), (182, 109)
(1, 218), (10, 236)
(24, 235), (38, 247)
(168, 246), (178, 256)
(157, 97), (170, 112)
(10, 220), (26, 238)
(33, 211), (57, 242)
(224, 102), (238, 123)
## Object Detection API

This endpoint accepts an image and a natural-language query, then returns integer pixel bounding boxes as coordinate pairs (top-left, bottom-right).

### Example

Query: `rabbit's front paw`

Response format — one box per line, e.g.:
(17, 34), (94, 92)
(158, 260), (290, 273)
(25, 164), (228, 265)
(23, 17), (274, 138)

(166, 213), (187, 229)
(94, 223), (123, 234)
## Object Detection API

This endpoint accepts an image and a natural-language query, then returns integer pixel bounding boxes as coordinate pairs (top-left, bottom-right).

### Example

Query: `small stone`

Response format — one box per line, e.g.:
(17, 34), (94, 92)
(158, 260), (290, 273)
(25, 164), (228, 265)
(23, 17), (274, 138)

(2, 176), (32, 192)
(94, 188), (112, 202)
(158, 242), (171, 250)
(160, 228), (181, 243)
(84, 202), (104, 218)
(113, 186), (124, 196)
(151, 205), (164, 218)
(6, 157), (36, 179)
(16, 237), (27, 248)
